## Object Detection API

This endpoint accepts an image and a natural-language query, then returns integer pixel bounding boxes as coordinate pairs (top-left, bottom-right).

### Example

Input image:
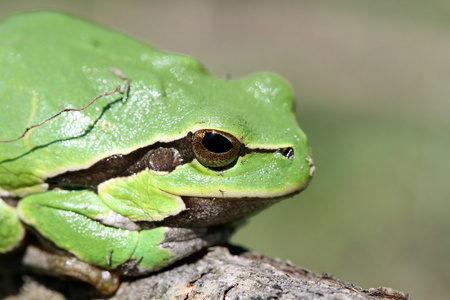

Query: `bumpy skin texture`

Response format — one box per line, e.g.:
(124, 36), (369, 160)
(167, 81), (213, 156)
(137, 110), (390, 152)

(0, 11), (313, 286)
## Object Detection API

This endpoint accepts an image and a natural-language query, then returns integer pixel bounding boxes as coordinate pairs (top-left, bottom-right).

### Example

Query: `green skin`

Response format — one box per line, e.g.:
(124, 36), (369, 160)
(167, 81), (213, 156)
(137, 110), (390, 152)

(0, 11), (313, 291)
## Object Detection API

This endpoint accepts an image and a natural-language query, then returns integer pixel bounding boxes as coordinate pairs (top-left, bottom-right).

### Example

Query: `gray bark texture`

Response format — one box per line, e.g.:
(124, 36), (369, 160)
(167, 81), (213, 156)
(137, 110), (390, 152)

(0, 245), (410, 300)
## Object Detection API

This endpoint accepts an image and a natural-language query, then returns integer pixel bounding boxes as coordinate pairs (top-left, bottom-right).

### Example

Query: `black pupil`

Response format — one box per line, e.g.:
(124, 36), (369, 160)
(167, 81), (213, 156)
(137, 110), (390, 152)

(202, 132), (233, 153)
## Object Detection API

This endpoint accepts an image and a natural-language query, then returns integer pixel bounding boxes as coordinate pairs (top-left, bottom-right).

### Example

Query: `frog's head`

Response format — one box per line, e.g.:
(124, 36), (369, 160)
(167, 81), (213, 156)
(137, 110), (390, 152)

(149, 71), (315, 226)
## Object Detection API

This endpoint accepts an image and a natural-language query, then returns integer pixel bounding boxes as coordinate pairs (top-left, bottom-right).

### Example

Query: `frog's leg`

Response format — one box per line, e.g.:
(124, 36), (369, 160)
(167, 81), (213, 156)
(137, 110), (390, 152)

(17, 190), (141, 268)
(16, 190), (174, 293)
(0, 198), (25, 253)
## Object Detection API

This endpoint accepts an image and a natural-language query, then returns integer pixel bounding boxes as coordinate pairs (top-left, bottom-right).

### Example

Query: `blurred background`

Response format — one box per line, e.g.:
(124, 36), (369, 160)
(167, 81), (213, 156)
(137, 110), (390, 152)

(1, 1), (449, 299)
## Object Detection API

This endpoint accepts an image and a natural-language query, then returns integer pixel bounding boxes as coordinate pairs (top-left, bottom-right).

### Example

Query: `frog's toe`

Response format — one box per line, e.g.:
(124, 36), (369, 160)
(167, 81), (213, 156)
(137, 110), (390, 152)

(22, 245), (120, 294)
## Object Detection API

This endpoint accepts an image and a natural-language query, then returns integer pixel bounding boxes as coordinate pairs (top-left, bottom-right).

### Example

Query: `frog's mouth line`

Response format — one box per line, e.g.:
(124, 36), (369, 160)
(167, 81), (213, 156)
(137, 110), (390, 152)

(142, 185), (307, 228)
(46, 134), (294, 191)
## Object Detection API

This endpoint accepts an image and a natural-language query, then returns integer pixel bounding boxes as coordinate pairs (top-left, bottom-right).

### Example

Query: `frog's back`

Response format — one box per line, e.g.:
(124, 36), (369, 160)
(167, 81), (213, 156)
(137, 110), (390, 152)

(0, 11), (206, 192)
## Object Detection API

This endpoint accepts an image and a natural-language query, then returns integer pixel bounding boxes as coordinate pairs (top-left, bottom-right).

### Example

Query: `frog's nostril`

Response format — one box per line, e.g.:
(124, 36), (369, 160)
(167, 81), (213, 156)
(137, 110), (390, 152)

(280, 147), (294, 159)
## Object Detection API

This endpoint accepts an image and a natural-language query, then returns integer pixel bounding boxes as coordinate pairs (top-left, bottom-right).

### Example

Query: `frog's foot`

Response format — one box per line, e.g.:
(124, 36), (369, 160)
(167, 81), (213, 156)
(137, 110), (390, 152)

(0, 198), (25, 253)
(22, 245), (120, 295)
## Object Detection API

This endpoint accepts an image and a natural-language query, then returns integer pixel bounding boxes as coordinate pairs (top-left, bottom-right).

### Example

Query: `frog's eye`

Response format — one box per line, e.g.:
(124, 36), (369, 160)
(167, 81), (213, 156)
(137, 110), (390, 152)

(192, 129), (242, 168)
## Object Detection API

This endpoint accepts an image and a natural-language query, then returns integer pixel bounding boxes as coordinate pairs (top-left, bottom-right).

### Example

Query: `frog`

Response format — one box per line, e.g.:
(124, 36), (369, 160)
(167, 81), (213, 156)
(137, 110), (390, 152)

(0, 11), (314, 294)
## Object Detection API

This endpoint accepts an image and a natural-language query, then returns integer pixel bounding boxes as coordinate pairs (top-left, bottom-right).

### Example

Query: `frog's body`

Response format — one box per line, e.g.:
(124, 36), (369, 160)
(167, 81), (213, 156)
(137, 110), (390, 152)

(0, 11), (313, 293)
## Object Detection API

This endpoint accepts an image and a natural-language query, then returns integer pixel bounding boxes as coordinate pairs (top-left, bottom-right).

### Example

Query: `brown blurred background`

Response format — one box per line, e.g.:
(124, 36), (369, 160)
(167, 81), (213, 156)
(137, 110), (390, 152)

(1, 1), (449, 299)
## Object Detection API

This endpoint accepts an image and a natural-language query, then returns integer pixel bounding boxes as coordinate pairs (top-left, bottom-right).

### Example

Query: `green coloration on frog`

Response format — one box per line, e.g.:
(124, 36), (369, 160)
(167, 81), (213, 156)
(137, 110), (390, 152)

(0, 11), (314, 292)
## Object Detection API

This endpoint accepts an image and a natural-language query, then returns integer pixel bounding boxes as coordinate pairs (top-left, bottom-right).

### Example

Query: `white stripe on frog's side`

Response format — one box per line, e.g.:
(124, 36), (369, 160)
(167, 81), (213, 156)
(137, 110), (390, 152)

(0, 183), (49, 198)
(100, 210), (142, 231)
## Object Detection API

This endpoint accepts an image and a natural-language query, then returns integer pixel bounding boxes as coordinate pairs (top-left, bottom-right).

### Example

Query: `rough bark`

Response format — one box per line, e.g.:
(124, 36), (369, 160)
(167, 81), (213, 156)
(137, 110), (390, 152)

(0, 245), (410, 300)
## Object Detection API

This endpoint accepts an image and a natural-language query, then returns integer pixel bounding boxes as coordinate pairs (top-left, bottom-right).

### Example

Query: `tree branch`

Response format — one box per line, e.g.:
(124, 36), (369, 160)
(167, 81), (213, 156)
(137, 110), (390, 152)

(0, 245), (410, 300)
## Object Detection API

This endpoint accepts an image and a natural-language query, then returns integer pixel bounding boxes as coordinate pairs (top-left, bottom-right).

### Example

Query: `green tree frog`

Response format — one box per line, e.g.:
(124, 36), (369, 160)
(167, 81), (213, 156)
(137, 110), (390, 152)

(0, 11), (314, 293)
